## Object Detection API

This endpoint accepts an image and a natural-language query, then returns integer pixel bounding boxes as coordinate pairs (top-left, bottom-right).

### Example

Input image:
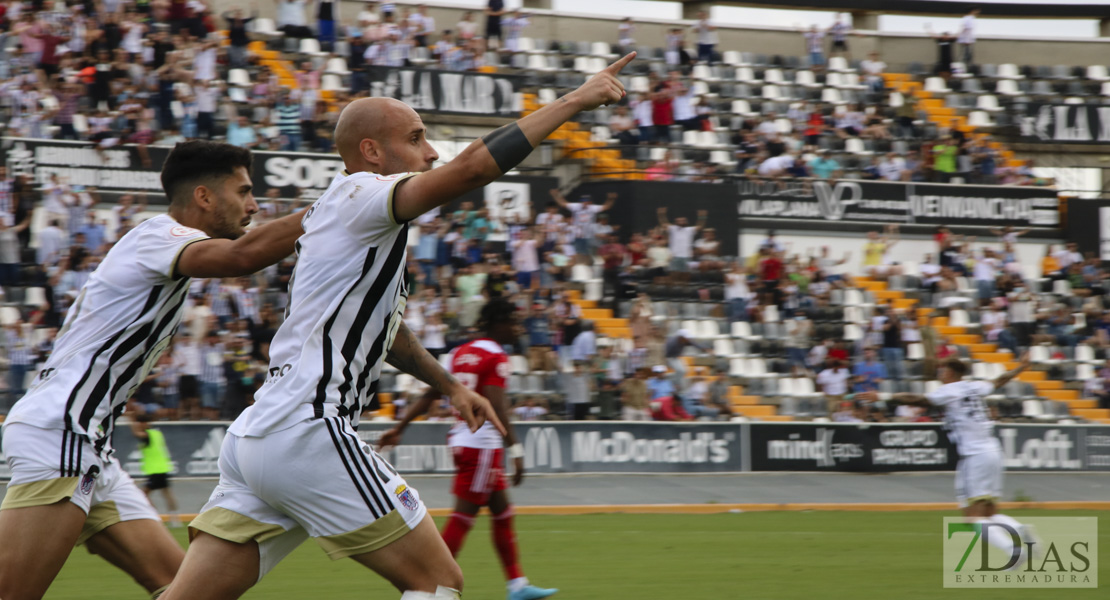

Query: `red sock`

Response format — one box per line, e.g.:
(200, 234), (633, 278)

(441, 512), (475, 557)
(491, 507), (524, 581)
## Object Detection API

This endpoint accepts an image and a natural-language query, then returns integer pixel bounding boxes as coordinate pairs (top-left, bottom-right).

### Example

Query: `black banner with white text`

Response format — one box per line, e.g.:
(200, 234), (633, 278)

(2, 422), (1106, 480)
(1020, 104), (1110, 144)
(366, 66), (522, 117)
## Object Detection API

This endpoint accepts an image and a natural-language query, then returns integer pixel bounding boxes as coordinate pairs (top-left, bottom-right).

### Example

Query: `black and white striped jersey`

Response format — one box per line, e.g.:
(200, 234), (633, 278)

(3, 215), (208, 456)
(230, 171), (416, 437)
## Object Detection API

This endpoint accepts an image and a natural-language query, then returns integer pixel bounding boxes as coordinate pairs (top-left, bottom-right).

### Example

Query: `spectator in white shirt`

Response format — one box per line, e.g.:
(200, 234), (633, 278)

(802, 25), (826, 71)
(412, 4), (434, 47)
(456, 11), (477, 40)
(275, 0), (313, 38)
(958, 8), (979, 65)
(725, 262), (751, 323)
(973, 249), (1000, 299)
(758, 152), (795, 178)
(501, 9), (529, 52)
(817, 361), (851, 414)
(658, 207), (705, 273)
(694, 10), (717, 64)
(511, 228), (540, 289)
(860, 51), (886, 92)
(551, 189), (616, 257)
(513, 397), (548, 421)
(36, 219), (67, 267)
(878, 152), (906, 181)
(193, 39), (219, 81)
(618, 17), (635, 53)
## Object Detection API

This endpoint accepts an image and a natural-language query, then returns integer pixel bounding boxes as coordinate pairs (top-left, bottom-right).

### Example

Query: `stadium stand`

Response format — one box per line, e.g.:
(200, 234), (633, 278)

(0, 0), (1107, 428)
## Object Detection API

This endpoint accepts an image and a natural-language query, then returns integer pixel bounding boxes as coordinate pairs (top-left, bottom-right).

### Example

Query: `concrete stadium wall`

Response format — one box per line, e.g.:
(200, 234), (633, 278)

(208, 0), (1110, 69)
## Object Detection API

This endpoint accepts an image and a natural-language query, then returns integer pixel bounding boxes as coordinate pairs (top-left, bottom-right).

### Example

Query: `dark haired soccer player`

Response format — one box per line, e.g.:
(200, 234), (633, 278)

(858, 353), (1039, 566)
(0, 140), (305, 600)
(382, 299), (557, 600)
(162, 53), (635, 600)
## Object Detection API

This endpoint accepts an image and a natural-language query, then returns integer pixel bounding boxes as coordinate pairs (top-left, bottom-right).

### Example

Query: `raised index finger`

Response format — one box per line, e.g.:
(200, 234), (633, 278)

(603, 51), (637, 76)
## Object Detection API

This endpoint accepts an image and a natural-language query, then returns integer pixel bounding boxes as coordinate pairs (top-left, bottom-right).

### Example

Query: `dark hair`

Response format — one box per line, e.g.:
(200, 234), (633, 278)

(161, 141), (253, 208)
(943, 358), (969, 378)
(478, 298), (517, 331)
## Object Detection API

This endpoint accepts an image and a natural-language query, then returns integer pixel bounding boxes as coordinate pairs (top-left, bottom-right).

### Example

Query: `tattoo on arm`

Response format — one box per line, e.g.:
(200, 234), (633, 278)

(385, 321), (460, 393)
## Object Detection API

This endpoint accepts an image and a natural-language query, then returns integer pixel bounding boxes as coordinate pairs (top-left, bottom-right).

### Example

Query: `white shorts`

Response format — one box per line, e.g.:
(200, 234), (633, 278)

(0, 422), (161, 544)
(192, 416), (427, 579)
(955, 449), (1004, 508)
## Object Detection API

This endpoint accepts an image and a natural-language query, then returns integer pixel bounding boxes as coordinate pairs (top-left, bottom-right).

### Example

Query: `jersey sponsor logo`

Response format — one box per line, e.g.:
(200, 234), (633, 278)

(394, 483), (419, 511)
(186, 427), (226, 475)
(524, 427), (562, 470)
(79, 465), (101, 495)
(454, 353), (482, 368)
(999, 428), (1082, 469)
(572, 431), (730, 465)
(495, 360), (511, 380)
(266, 363), (293, 383)
(375, 173), (408, 182)
(767, 428), (863, 467)
(170, 225), (204, 237)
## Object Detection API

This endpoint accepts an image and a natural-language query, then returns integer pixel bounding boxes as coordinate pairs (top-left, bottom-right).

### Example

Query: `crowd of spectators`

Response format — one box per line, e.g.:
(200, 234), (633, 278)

(0, 1), (1085, 424)
(0, 0), (1052, 187)
(0, 158), (1103, 425)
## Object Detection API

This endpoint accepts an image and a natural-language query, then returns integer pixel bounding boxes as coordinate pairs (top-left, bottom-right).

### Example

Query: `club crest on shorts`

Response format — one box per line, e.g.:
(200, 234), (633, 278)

(395, 484), (419, 511)
(80, 465), (101, 495)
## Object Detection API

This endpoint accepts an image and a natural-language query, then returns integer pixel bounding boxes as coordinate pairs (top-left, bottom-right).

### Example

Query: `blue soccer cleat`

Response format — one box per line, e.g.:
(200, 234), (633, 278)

(507, 584), (559, 600)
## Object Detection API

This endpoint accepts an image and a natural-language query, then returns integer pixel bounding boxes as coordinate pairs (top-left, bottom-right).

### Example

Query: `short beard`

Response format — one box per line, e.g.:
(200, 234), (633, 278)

(213, 211), (244, 240)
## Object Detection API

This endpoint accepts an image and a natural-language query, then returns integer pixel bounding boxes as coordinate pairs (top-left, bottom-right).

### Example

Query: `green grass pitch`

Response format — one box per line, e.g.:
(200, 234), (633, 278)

(48, 511), (1107, 599)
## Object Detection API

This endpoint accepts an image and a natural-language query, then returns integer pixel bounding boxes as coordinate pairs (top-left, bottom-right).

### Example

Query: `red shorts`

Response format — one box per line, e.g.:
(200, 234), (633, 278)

(451, 446), (506, 506)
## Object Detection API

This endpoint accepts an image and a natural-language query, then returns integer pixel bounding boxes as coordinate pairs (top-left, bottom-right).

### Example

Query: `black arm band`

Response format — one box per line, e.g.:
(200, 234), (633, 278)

(481, 122), (534, 174)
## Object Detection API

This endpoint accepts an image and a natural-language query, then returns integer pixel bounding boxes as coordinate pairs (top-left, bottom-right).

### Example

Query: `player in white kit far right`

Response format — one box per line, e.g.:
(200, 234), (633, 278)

(859, 353), (1039, 566)
(162, 52), (637, 600)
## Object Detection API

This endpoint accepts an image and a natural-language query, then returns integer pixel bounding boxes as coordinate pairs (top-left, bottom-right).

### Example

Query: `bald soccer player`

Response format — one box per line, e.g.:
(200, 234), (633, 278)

(160, 53), (637, 600)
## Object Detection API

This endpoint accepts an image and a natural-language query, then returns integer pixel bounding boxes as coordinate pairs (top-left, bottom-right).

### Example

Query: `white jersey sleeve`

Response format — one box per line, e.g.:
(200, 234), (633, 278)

(339, 172), (419, 244)
(927, 380), (993, 406)
(133, 219), (210, 278)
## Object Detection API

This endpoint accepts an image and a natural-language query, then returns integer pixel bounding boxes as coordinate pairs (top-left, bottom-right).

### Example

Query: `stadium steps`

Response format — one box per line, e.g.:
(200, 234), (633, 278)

(248, 41), (300, 91)
(891, 71), (1026, 170)
(524, 100), (638, 180)
(1073, 409), (1110, 420)
(566, 290), (631, 339)
(732, 404), (777, 418)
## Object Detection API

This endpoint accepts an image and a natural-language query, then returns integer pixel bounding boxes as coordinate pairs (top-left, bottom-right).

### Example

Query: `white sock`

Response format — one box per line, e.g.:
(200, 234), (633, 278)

(400, 587), (461, 600)
(508, 577), (530, 593)
(990, 513), (1022, 534)
(978, 518), (1018, 561)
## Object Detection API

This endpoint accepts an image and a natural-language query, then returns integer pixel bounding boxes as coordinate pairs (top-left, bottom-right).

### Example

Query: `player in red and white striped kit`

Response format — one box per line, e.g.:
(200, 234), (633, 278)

(381, 299), (557, 600)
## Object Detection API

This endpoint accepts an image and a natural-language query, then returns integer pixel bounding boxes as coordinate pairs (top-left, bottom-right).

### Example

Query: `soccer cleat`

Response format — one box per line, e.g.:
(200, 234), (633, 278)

(507, 585), (559, 600)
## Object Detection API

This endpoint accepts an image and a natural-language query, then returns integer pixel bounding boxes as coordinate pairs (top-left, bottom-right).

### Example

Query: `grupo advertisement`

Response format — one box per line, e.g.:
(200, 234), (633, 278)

(735, 179), (1060, 227)
(747, 423), (1102, 473)
(2, 422), (1106, 480)
(748, 422), (956, 472)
